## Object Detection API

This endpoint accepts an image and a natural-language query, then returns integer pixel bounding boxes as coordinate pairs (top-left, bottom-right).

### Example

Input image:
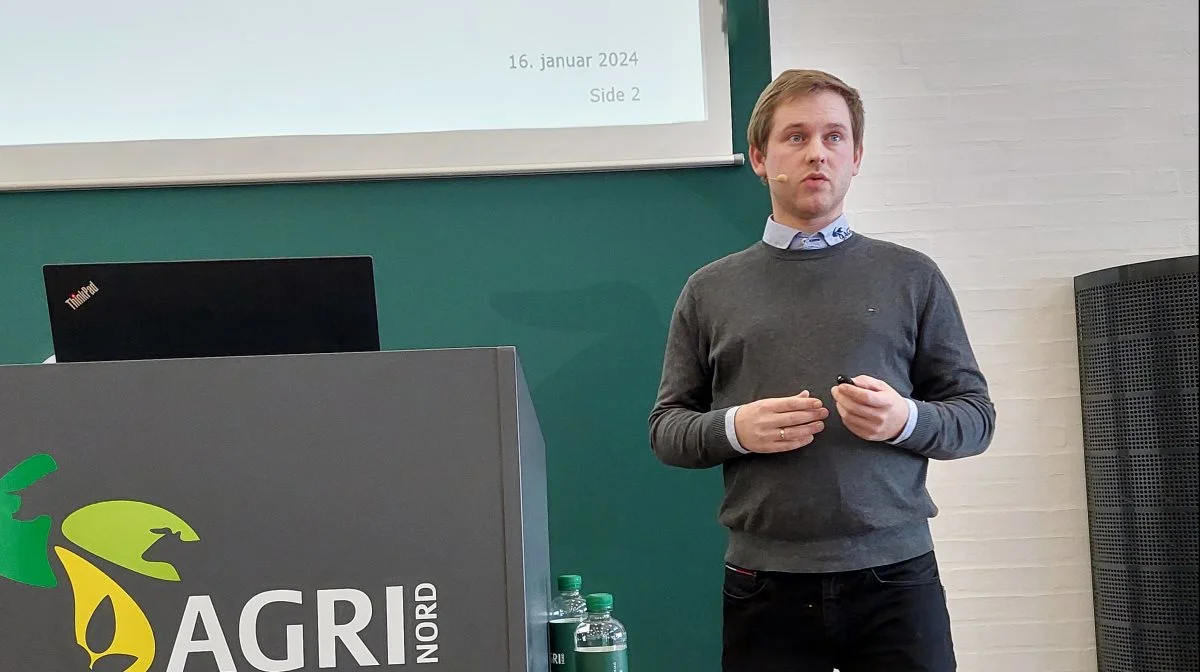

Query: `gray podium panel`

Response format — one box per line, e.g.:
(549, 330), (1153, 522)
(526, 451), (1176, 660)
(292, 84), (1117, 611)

(0, 347), (549, 672)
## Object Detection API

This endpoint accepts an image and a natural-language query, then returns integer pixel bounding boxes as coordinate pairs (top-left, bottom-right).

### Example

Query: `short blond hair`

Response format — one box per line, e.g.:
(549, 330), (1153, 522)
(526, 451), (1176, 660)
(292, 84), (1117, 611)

(747, 69), (864, 154)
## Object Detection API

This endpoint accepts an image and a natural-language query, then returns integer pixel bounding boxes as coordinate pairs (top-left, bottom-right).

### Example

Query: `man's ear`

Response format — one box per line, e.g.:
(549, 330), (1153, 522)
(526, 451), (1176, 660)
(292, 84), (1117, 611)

(749, 143), (767, 179)
(852, 142), (864, 177)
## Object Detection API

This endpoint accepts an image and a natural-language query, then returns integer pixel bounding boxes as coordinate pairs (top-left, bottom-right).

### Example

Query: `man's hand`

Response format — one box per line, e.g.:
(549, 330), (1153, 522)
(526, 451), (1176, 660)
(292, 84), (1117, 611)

(831, 375), (910, 442)
(733, 391), (828, 454)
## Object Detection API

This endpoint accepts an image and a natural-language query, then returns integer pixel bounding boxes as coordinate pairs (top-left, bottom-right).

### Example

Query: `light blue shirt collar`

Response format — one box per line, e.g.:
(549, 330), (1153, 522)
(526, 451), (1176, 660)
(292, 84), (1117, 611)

(762, 213), (852, 250)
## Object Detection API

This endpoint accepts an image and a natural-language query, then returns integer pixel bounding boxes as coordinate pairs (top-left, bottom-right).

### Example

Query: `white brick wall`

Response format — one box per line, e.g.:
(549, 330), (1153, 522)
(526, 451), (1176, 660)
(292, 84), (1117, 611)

(768, 1), (1199, 670)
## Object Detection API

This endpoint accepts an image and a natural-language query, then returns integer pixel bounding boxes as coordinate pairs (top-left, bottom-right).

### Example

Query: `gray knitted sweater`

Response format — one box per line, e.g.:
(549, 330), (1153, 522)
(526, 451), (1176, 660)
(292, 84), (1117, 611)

(648, 233), (996, 572)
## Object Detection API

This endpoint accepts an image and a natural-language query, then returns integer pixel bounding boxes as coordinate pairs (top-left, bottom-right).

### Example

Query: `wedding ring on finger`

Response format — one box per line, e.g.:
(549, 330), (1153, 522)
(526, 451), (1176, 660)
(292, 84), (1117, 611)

(779, 427), (786, 440)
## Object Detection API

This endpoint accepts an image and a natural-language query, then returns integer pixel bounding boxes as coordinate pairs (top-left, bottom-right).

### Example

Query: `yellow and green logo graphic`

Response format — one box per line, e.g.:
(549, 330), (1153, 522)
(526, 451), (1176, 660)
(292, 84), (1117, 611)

(1, 453), (199, 672)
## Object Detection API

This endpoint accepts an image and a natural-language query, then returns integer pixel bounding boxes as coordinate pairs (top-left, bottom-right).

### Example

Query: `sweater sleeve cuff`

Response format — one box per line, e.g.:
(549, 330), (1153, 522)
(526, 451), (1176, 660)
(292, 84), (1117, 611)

(700, 407), (747, 464)
(887, 398), (919, 445)
(904, 399), (940, 450)
(724, 406), (749, 454)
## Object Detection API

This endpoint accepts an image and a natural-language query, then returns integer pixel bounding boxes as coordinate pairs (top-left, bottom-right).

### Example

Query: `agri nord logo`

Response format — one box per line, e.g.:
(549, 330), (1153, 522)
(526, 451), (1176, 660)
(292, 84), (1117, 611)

(1, 454), (442, 670)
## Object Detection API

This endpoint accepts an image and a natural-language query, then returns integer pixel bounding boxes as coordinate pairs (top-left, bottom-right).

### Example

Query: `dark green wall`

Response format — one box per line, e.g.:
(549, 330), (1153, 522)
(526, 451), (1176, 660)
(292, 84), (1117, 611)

(0, 4), (772, 668)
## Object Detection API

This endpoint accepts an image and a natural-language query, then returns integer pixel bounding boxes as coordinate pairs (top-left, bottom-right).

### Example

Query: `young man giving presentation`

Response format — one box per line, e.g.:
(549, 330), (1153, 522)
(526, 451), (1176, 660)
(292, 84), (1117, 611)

(648, 69), (996, 671)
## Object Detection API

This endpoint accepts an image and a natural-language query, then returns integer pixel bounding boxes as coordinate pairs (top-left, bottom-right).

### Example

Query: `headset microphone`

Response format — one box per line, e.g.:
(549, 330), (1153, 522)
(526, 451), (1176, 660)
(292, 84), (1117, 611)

(767, 174), (789, 183)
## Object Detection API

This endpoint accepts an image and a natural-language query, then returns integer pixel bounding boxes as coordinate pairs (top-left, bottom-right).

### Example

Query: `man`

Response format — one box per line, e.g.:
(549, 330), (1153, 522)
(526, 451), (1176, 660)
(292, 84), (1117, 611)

(648, 69), (996, 671)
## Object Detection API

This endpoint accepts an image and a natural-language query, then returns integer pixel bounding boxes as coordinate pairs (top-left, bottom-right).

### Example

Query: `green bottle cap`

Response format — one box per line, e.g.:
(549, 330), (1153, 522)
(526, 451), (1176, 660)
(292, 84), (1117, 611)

(557, 574), (582, 591)
(586, 593), (614, 613)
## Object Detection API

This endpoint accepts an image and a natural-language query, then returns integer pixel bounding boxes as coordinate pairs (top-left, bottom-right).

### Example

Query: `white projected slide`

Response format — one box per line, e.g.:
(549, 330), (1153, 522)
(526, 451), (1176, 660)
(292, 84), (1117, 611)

(0, 0), (734, 189)
(0, 0), (706, 146)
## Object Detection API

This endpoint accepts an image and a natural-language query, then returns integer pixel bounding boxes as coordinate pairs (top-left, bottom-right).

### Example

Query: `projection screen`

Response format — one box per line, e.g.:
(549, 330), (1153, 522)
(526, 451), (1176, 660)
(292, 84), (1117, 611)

(0, 0), (736, 190)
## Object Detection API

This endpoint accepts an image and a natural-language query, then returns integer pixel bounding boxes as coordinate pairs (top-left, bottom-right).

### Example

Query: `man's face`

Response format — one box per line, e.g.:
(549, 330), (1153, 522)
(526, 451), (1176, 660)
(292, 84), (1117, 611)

(750, 90), (862, 229)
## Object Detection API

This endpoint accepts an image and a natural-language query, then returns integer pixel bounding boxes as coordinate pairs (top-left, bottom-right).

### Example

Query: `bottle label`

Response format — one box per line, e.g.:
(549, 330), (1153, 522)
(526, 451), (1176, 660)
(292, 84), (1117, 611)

(549, 618), (583, 672)
(576, 644), (629, 672)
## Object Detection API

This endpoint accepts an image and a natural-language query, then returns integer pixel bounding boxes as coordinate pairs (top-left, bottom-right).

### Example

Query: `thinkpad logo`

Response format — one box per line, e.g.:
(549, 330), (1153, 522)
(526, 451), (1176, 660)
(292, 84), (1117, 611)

(65, 281), (99, 310)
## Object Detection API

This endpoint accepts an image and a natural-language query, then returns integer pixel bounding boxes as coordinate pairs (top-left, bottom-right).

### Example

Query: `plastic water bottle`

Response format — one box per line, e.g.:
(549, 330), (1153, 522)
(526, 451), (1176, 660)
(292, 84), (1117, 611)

(549, 574), (587, 671)
(574, 593), (629, 672)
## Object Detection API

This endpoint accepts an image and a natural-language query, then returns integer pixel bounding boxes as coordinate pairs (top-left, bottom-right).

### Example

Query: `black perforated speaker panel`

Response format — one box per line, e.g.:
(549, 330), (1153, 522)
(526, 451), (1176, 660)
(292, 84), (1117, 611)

(1075, 255), (1199, 672)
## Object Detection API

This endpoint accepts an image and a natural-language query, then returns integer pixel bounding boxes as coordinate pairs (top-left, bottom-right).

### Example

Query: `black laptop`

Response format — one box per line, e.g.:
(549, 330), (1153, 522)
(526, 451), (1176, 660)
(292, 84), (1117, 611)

(44, 256), (380, 363)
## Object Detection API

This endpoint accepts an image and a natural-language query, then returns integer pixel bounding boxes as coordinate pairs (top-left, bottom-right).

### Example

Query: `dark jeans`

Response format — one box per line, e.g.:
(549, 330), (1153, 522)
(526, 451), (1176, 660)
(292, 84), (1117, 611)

(722, 551), (956, 672)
